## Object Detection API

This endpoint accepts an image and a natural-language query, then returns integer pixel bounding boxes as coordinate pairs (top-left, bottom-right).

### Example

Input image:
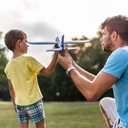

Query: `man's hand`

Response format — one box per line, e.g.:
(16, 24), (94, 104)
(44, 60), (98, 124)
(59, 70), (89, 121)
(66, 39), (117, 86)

(58, 48), (73, 70)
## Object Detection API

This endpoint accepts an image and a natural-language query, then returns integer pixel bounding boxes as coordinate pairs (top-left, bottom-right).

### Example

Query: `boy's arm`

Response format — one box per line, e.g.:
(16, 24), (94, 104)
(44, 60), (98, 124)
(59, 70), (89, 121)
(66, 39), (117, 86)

(40, 52), (58, 76)
(8, 80), (16, 110)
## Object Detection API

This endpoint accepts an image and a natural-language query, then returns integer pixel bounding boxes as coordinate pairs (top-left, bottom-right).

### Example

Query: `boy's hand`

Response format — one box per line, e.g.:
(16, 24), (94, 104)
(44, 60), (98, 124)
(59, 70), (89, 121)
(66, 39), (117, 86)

(54, 44), (58, 48)
(53, 44), (59, 55)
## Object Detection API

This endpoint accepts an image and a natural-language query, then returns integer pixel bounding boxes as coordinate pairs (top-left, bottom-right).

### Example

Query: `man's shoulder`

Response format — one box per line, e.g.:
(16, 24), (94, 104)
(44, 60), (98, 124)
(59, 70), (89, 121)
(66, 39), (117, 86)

(112, 46), (128, 57)
(121, 46), (128, 53)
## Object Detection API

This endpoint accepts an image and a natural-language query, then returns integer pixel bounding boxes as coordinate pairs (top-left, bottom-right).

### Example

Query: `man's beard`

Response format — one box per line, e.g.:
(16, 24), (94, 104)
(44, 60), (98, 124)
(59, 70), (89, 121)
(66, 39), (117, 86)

(102, 38), (113, 52)
(102, 45), (111, 52)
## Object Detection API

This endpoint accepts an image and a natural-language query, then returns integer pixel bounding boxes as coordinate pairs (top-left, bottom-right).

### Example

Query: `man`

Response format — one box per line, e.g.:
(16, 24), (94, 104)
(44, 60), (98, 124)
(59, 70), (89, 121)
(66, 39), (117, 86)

(58, 15), (128, 128)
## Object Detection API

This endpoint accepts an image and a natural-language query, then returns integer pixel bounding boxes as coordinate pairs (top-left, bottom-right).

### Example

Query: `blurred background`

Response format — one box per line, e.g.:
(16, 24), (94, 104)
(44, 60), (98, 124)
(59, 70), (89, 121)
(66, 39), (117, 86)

(0, 0), (127, 101)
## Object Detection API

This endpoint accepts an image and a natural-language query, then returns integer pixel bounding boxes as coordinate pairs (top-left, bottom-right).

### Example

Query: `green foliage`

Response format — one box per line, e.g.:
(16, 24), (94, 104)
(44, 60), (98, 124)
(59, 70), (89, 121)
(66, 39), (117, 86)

(0, 31), (113, 101)
(38, 32), (113, 101)
(38, 64), (85, 101)
(0, 47), (8, 86)
(0, 33), (10, 100)
(71, 32), (110, 75)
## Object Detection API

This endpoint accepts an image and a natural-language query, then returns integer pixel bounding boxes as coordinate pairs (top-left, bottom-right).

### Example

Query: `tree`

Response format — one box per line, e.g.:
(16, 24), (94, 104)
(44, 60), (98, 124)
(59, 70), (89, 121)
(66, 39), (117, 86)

(70, 32), (113, 99)
(0, 32), (10, 101)
(0, 31), (113, 101)
(71, 32), (110, 75)
(38, 64), (85, 101)
(37, 31), (113, 101)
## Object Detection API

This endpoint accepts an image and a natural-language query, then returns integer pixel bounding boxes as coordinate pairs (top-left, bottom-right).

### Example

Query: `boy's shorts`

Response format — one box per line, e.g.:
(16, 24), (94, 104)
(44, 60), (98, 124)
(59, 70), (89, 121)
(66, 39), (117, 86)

(16, 99), (45, 123)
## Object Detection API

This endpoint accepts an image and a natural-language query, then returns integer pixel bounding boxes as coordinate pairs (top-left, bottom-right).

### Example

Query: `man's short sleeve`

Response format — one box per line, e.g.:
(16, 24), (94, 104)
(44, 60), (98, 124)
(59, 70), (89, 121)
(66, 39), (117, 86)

(101, 48), (128, 79)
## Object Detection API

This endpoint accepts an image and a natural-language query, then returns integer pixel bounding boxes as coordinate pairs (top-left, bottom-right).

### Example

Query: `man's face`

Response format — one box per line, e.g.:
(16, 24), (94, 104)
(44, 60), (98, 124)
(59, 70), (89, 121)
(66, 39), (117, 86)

(101, 27), (114, 52)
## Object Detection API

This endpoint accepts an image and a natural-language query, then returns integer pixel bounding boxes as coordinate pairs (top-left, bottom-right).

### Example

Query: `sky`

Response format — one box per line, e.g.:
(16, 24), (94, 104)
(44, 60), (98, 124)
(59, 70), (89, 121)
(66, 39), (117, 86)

(0, 0), (128, 66)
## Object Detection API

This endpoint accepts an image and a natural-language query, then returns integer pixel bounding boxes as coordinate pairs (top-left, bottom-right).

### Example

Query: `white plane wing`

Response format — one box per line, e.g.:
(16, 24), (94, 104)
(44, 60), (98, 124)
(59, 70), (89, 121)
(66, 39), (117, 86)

(64, 40), (90, 44)
(46, 47), (78, 52)
(28, 40), (90, 45)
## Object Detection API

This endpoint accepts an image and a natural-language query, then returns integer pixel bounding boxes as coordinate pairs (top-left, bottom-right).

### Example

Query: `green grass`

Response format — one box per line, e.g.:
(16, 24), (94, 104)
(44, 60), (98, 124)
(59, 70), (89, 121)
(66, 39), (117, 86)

(0, 101), (107, 128)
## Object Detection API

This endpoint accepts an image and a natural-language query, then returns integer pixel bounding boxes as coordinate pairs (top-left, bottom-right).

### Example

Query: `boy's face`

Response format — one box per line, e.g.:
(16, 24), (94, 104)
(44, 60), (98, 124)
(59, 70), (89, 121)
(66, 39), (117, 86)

(18, 38), (28, 54)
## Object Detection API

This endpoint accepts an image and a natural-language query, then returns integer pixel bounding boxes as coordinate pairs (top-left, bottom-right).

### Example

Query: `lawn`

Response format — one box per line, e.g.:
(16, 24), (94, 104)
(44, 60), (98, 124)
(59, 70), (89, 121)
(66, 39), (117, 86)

(0, 101), (107, 128)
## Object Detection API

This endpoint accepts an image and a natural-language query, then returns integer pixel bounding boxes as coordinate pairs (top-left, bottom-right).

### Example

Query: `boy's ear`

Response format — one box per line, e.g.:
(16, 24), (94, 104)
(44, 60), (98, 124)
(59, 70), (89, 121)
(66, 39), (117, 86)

(16, 39), (21, 46)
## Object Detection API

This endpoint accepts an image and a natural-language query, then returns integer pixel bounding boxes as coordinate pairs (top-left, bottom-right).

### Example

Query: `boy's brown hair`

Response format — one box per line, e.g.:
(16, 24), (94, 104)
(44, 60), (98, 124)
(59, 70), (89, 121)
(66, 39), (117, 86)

(4, 29), (27, 51)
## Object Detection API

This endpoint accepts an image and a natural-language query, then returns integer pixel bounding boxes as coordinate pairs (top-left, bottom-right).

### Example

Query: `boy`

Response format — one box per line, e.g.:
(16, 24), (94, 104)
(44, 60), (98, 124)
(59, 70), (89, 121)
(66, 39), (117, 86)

(4, 29), (58, 128)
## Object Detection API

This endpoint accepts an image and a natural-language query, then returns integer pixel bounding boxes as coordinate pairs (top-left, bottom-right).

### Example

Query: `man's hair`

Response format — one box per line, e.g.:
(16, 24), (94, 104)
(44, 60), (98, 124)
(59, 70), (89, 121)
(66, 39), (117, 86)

(4, 29), (27, 51)
(101, 15), (128, 42)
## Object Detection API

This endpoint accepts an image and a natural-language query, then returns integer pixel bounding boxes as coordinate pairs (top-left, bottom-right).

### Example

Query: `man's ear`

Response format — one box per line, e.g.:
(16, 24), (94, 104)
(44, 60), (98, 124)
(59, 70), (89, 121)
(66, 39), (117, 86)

(111, 31), (118, 40)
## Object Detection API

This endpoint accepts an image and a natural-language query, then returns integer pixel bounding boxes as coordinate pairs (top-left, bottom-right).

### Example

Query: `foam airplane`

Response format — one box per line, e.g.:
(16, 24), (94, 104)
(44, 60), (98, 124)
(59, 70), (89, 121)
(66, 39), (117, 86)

(28, 35), (90, 52)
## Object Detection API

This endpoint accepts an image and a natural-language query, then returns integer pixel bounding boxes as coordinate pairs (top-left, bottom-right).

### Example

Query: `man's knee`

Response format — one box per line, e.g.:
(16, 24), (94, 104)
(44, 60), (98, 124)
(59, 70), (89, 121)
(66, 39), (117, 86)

(99, 97), (118, 128)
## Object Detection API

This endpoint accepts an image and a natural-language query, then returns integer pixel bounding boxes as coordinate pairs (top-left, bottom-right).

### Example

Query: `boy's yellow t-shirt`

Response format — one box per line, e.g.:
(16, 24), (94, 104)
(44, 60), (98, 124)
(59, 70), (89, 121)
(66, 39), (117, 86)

(4, 55), (45, 106)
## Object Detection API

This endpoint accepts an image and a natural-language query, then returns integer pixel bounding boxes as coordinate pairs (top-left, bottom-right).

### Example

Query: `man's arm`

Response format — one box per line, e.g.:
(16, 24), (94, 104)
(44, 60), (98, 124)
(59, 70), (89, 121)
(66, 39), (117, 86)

(72, 60), (95, 81)
(58, 49), (117, 101)
(69, 69), (117, 101)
